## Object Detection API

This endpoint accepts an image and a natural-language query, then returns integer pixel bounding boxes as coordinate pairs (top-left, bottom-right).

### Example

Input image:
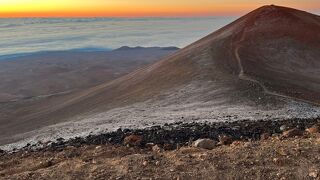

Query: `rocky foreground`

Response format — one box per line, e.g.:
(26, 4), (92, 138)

(1, 118), (320, 179)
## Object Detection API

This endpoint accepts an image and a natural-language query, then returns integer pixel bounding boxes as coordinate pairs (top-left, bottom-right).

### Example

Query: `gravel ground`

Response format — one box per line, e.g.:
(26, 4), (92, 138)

(1, 119), (320, 180)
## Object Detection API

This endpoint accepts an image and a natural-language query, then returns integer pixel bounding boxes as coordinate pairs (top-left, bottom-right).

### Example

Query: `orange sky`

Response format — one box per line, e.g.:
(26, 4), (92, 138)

(0, 0), (319, 17)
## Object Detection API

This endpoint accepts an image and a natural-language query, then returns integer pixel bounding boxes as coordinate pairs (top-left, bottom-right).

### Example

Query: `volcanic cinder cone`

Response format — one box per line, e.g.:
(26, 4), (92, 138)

(1, 5), (320, 147)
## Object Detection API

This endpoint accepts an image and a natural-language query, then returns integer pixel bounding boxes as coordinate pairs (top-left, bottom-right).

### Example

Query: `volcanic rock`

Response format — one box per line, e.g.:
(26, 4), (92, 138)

(282, 128), (304, 138)
(39, 159), (54, 168)
(306, 125), (320, 134)
(193, 139), (217, 150)
(260, 133), (271, 140)
(142, 161), (148, 166)
(0, 149), (4, 155)
(152, 145), (162, 153)
(280, 125), (289, 132)
(123, 135), (143, 146)
(145, 143), (155, 149)
(309, 170), (319, 178)
(218, 135), (233, 145)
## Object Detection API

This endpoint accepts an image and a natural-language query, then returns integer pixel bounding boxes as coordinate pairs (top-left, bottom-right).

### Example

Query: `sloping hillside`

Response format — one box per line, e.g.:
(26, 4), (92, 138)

(1, 5), (320, 147)
(0, 47), (178, 102)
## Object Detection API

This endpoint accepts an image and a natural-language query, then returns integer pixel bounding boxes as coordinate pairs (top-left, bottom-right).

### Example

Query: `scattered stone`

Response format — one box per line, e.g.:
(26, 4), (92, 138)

(309, 170), (318, 178)
(123, 135), (143, 146)
(45, 141), (53, 147)
(116, 176), (124, 180)
(273, 158), (279, 163)
(187, 139), (194, 146)
(142, 161), (148, 166)
(145, 143), (155, 149)
(152, 145), (162, 153)
(260, 133), (271, 140)
(7, 118), (320, 153)
(282, 128), (303, 138)
(280, 125), (288, 131)
(231, 141), (242, 147)
(306, 125), (319, 134)
(193, 139), (217, 150)
(218, 135), (233, 145)
(39, 159), (53, 168)
(92, 159), (97, 164)
(57, 137), (64, 142)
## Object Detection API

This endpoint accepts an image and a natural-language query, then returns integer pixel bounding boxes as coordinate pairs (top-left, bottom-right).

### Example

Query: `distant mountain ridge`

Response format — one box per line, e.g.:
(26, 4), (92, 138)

(116, 46), (180, 51)
(0, 46), (180, 61)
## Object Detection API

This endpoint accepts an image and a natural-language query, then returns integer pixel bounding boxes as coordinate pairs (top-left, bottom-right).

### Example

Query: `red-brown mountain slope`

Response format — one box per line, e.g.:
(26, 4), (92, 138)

(1, 5), (320, 147)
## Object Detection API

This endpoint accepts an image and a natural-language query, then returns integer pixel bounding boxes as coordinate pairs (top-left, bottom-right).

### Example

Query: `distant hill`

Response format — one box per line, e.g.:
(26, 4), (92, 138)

(0, 47), (178, 102)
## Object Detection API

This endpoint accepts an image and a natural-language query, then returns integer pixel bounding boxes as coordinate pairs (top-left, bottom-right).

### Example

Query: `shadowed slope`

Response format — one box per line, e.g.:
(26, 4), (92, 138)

(235, 5), (320, 104)
(0, 47), (177, 102)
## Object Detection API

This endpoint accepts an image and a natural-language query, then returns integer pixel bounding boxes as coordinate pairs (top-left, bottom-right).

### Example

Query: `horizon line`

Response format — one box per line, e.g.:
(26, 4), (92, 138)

(0, 15), (239, 19)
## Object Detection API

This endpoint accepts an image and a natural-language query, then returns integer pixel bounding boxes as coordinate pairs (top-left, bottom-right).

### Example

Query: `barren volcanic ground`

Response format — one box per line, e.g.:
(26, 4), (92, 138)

(1, 119), (320, 179)
(2, 136), (320, 180)
(1, 5), (320, 149)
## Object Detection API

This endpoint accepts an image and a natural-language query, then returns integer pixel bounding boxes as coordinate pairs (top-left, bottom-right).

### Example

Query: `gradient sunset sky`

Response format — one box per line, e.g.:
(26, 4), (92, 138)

(0, 0), (319, 17)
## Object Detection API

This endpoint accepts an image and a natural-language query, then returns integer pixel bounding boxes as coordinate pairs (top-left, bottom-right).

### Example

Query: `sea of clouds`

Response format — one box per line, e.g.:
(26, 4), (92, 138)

(0, 17), (235, 57)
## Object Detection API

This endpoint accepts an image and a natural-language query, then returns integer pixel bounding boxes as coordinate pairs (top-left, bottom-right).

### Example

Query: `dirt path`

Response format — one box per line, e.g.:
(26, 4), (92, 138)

(234, 29), (320, 106)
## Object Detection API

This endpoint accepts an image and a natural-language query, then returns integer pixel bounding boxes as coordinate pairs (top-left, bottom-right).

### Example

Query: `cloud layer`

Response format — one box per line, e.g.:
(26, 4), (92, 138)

(0, 17), (235, 56)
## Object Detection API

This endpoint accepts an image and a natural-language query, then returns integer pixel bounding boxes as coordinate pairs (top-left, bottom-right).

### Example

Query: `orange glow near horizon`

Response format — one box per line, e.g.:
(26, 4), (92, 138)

(0, 0), (319, 17)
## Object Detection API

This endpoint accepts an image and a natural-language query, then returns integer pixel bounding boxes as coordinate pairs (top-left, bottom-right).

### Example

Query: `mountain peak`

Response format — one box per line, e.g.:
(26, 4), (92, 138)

(259, 4), (278, 10)
(257, 4), (294, 12)
(250, 5), (298, 20)
(250, 4), (318, 21)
